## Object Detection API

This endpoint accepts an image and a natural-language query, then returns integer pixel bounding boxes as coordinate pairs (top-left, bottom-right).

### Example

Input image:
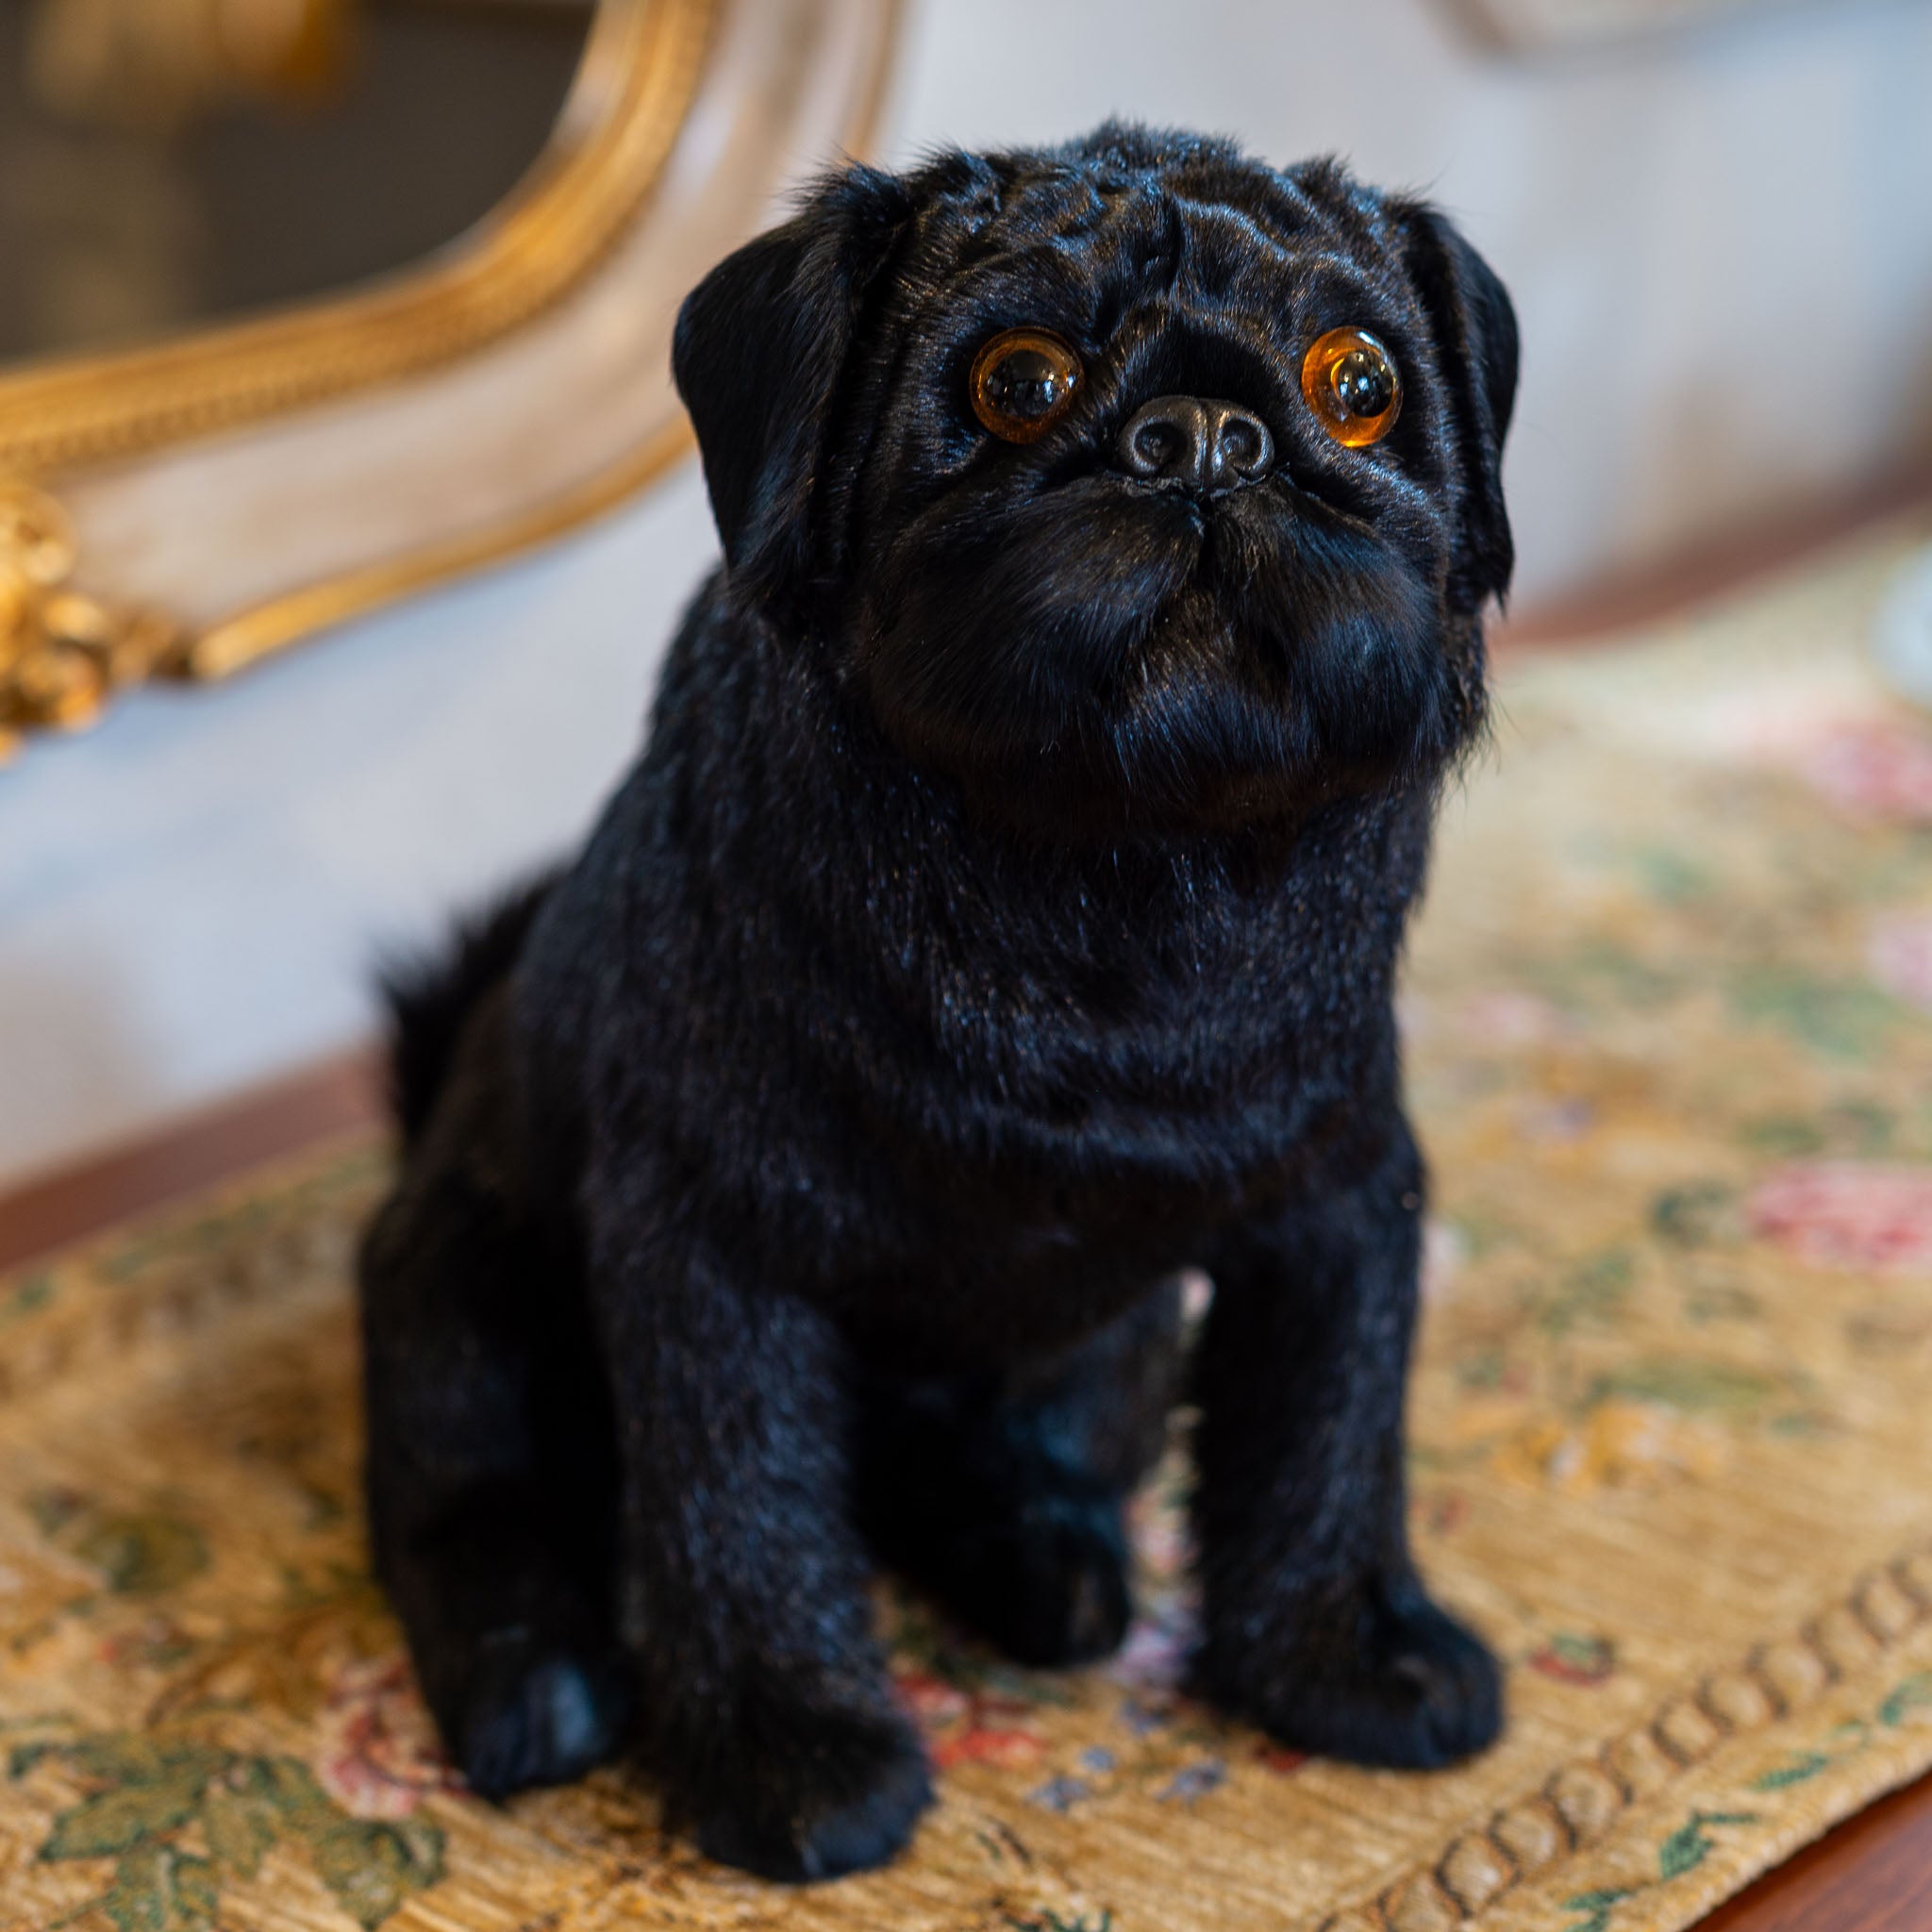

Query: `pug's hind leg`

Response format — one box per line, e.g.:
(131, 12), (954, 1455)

(591, 1211), (930, 1883)
(1191, 1117), (1502, 1769)
(360, 1070), (630, 1798)
(856, 1282), (1183, 1668)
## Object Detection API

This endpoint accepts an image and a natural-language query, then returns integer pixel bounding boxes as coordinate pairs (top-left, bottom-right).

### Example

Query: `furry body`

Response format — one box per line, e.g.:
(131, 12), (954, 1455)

(360, 125), (1518, 1879)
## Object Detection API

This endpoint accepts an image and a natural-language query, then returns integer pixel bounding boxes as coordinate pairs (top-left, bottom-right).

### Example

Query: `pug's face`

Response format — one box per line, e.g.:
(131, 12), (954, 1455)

(675, 127), (1518, 835)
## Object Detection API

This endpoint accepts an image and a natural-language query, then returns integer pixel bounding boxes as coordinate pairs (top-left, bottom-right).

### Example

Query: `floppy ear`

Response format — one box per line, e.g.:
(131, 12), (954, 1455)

(673, 166), (911, 596)
(1395, 205), (1520, 612)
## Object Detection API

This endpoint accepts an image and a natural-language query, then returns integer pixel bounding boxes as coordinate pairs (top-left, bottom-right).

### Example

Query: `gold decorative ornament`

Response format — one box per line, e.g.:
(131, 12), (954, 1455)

(0, 477), (181, 761)
(0, 0), (904, 763)
(0, 0), (714, 481)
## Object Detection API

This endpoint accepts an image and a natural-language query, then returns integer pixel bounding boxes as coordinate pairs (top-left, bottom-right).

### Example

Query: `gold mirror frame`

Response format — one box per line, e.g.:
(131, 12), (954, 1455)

(0, 0), (901, 761)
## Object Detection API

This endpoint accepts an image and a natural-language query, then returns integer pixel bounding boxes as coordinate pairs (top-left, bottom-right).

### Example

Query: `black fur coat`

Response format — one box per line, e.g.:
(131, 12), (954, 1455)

(360, 123), (1519, 1882)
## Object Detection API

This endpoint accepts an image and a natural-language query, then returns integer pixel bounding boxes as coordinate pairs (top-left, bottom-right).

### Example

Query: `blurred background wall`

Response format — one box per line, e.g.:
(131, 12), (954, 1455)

(4, 0), (1932, 1186)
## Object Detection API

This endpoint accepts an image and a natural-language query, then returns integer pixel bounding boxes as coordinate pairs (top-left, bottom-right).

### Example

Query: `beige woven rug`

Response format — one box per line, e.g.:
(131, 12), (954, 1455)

(9, 528), (1932, 1932)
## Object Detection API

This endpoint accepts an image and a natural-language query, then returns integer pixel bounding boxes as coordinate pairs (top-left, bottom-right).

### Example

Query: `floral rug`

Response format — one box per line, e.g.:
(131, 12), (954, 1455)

(8, 527), (1932, 1932)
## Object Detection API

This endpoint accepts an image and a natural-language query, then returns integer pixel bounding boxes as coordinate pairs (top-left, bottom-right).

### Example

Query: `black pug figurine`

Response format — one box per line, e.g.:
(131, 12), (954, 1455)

(359, 124), (1518, 1881)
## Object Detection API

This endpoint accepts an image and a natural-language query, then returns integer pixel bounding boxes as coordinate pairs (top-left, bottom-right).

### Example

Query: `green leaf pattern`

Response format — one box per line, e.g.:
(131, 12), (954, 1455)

(14, 1735), (444, 1931)
(1568, 1668), (1932, 1927)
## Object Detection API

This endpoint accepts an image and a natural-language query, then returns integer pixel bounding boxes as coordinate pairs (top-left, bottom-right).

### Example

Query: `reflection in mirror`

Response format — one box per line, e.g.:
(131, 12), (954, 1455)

(0, 0), (593, 363)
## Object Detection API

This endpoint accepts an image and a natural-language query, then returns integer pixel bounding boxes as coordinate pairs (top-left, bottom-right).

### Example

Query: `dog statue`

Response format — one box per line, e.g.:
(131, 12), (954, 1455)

(359, 124), (1519, 1881)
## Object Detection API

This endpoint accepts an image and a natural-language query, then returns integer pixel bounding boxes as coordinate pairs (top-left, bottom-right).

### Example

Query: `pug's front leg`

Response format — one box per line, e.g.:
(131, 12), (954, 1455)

(1191, 1121), (1502, 1768)
(590, 1208), (929, 1881)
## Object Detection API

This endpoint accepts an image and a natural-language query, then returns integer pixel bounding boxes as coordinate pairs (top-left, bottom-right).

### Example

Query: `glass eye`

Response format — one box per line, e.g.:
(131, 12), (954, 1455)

(1300, 326), (1402, 448)
(970, 328), (1084, 443)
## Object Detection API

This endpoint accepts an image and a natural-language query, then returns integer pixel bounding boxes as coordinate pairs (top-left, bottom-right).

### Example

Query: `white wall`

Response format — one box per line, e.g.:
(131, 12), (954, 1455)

(0, 472), (718, 1186)
(5, 0), (1932, 1186)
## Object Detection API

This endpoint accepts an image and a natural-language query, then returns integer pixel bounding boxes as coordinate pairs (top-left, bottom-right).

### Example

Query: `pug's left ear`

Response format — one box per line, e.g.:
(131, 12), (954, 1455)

(1394, 205), (1520, 613)
(673, 165), (911, 601)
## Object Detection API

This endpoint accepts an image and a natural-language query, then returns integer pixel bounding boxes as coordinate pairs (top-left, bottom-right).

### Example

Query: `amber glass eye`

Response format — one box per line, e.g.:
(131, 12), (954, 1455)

(969, 328), (1084, 443)
(1300, 326), (1403, 448)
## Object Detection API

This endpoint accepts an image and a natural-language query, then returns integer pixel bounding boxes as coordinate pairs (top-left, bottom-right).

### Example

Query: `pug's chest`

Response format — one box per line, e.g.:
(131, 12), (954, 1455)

(811, 988), (1381, 1365)
(744, 810), (1418, 1294)
(833, 1070), (1345, 1366)
(885, 975), (1371, 1240)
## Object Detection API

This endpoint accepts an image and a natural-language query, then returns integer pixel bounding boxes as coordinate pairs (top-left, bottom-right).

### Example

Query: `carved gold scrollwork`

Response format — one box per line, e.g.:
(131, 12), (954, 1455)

(0, 478), (182, 762)
(0, 0), (900, 765)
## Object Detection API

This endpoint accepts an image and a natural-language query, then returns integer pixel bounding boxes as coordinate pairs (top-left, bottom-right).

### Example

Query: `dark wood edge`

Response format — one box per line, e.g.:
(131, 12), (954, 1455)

(1699, 1769), (1932, 1931)
(0, 1049), (386, 1275)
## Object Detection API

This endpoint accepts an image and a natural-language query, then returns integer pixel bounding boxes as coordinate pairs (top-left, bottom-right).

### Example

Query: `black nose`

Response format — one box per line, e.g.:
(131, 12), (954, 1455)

(1116, 395), (1275, 493)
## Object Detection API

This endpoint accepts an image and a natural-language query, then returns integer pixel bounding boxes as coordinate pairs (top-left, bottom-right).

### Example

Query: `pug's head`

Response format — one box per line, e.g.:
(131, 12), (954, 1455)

(673, 125), (1518, 835)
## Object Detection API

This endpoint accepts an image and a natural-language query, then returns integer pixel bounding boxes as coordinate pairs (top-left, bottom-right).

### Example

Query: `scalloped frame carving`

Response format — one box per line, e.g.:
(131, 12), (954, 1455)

(0, 0), (901, 753)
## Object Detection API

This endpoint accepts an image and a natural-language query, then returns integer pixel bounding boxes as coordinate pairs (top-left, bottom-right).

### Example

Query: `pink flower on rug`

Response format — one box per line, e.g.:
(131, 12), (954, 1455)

(1529, 1633), (1617, 1687)
(1789, 720), (1932, 825)
(315, 1653), (458, 1818)
(1750, 1162), (1932, 1274)
(895, 1668), (970, 1728)
(1869, 914), (1932, 1009)
(895, 1669), (1045, 1771)
(931, 1725), (1043, 1771)
(1457, 991), (1572, 1047)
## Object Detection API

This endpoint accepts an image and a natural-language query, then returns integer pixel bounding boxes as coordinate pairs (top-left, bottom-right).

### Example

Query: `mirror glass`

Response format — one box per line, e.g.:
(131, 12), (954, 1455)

(0, 0), (592, 364)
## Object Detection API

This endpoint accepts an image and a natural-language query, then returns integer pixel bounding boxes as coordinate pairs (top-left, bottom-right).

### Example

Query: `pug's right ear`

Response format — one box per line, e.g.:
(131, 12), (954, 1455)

(673, 165), (911, 599)
(1391, 202), (1520, 616)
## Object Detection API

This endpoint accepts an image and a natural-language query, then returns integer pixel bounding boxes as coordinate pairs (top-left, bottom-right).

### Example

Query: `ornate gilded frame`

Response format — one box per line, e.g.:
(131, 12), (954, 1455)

(0, 0), (901, 759)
